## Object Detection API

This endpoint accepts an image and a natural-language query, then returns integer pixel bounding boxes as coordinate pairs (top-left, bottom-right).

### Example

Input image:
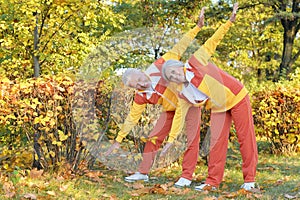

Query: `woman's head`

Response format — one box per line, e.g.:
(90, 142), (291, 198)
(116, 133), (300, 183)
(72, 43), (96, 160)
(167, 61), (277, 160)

(162, 59), (186, 84)
(122, 68), (151, 90)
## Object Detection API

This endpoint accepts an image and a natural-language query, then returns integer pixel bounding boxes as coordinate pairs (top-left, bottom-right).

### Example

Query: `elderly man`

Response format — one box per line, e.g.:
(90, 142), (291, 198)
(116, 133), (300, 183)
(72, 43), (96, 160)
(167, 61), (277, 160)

(104, 7), (207, 187)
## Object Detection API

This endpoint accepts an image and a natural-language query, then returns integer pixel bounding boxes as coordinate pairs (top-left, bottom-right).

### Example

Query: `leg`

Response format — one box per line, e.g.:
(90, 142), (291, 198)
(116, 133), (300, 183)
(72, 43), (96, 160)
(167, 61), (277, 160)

(181, 106), (201, 180)
(205, 111), (232, 187)
(138, 111), (175, 174)
(231, 95), (258, 183)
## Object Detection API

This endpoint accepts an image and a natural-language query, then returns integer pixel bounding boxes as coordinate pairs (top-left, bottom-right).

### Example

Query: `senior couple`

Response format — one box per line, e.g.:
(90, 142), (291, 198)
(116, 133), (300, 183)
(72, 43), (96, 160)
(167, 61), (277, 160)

(105, 2), (258, 192)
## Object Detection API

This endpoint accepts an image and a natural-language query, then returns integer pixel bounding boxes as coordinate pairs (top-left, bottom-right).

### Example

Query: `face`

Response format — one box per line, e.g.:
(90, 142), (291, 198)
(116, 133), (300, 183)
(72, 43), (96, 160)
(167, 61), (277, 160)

(127, 71), (151, 90)
(165, 66), (185, 84)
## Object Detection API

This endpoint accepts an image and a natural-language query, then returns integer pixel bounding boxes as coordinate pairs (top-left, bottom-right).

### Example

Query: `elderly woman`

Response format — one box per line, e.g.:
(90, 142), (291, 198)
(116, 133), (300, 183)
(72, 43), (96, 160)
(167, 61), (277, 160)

(105, 7), (207, 188)
(161, 3), (258, 191)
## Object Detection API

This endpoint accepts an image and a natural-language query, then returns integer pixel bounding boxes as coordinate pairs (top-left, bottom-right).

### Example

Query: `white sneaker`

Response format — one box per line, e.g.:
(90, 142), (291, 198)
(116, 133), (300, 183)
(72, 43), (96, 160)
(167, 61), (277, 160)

(195, 183), (216, 191)
(174, 177), (192, 187)
(240, 182), (258, 191)
(124, 172), (149, 182)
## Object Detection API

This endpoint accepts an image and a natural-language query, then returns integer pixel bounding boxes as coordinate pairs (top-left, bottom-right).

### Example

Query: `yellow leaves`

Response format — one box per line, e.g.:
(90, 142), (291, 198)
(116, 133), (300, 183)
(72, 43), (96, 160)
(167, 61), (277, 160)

(252, 85), (300, 153)
(34, 115), (50, 126)
(58, 130), (69, 141)
(53, 94), (64, 100)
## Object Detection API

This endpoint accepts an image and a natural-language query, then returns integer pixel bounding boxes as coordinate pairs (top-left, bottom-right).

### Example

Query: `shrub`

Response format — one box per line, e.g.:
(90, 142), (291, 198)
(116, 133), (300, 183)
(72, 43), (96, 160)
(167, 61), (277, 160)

(0, 75), (82, 171)
(252, 81), (300, 154)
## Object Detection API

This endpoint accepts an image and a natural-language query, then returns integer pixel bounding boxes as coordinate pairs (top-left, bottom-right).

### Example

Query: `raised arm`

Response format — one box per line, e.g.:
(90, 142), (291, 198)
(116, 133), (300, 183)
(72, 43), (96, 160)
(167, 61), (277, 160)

(192, 3), (239, 66)
(162, 7), (206, 61)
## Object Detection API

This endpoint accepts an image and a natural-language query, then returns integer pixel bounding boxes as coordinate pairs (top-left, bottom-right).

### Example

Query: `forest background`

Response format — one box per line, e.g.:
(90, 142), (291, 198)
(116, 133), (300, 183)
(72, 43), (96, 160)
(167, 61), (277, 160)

(0, 0), (299, 199)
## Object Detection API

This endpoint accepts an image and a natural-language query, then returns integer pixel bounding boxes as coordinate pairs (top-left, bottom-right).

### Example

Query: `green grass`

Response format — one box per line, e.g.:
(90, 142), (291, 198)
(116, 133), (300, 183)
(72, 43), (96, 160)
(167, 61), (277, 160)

(0, 143), (299, 200)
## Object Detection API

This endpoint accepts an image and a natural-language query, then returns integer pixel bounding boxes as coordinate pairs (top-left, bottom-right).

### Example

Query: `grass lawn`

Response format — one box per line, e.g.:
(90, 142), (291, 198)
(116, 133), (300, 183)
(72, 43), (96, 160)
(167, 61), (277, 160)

(0, 142), (299, 200)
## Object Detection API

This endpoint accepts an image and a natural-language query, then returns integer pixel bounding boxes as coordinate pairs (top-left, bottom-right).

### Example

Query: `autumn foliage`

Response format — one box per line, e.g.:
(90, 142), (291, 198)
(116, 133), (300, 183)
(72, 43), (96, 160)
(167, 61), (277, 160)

(252, 82), (300, 154)
(0, 75), (76, 171)
(0, 73), (299, 172)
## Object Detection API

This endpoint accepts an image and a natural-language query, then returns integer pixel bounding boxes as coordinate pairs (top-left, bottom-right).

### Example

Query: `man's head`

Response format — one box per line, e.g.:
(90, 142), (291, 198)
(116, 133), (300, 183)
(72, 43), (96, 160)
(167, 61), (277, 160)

(122, 68), (151, 90)
(162, 59), (186, 84)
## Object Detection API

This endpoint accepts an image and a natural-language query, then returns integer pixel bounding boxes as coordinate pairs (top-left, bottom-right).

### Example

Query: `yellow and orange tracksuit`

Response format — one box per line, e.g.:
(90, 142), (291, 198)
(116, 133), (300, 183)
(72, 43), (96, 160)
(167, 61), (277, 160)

(115, 25), (202, 180)
(168, 20), (258, 187)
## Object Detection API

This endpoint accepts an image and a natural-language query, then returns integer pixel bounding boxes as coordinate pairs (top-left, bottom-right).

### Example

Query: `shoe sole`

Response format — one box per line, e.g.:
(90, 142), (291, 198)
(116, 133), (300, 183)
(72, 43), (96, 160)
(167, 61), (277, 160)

(124, 179), (149, 183)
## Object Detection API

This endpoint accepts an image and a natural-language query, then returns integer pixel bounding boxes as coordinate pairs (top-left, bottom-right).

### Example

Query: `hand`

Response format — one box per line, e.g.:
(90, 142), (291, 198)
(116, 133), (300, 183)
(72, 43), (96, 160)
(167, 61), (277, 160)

(197, 7), (206, 28)
(230, 2), (239, 22)
(104, 141), (120, 156)
(160, 142), (173, 158)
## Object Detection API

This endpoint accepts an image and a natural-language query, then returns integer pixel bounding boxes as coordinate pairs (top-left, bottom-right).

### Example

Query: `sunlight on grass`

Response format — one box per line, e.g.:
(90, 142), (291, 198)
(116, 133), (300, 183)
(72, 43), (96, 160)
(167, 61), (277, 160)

(0, 144), (299, 200)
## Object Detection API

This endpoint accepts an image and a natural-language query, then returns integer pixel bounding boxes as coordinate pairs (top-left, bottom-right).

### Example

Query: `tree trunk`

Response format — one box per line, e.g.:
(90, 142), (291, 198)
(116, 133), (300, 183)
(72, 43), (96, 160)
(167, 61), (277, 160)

(279, 27), (294, 80)
(33, 13), (40, 77)
(276, 0), (300, 80)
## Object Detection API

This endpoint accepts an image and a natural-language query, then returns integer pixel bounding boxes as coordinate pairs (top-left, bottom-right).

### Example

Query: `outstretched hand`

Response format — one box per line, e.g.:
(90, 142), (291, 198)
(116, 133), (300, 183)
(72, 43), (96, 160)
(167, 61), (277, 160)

(159, 142), (173, 158)
(104, 141), (120, 156)
(230, 2), (239, 22)
(197, 7), (206, 28)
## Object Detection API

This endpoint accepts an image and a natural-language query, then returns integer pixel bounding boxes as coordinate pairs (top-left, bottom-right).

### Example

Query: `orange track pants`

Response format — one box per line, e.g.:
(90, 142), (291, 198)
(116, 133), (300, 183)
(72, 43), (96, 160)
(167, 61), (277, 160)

(139, 106), (201, 180)
(205, 95), (258, 187)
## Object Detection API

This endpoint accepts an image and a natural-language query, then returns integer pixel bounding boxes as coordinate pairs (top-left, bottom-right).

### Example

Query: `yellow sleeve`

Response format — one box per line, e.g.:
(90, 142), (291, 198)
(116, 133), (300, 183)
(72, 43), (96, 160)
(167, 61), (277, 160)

(162, 26), (201, 61)
(115, 102), (147, 143)
(193, 20), (232, 66)
(167, 98), (192, 143)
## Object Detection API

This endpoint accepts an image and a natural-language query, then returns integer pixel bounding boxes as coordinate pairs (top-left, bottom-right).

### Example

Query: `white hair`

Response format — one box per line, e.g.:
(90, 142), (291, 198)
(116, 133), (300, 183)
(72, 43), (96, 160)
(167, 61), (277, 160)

(122, 68), (142, 86)
(162, 59), (184, 81)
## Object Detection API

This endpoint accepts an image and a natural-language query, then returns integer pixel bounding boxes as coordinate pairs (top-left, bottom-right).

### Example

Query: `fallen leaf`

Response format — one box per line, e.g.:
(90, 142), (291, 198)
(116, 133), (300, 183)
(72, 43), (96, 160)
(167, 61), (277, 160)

(160, 183), (168, 191)
(46, 190), (56, 196)
(253, 193), (264, 199)
(23, 193), (37, 199)
(223, 191), (239, 198)
(85, 170), (103, 182)
(59, 184), (69, 192)
(248, 187), (262, 193)
(85, 170), (103, 178)
(101, 194), (111, 198)
(275, 179), (284, 185)
(203, 196), (218, 200)
(162, 181), (174, 188)
(149, 184), (167, 195)
(169, 186), (191, 195)
(109, 194), (117, 200)
(202, 184), (214, 191)
(180, 187), (191, 195)
(129, 187), (150, 196)
(56, 175), (65, 181)
(3, 181), (16, 198)
(169, 186), (182, 194)
(132, 182), (145, 189)
(237, 188), (250, 195)
(30, 168), (44, 179)
(27, 182), (39, 188)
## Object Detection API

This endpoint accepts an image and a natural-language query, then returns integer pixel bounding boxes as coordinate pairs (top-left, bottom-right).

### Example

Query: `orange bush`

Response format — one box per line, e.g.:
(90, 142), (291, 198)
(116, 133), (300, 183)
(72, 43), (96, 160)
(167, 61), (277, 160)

(252, 85), (300, 154)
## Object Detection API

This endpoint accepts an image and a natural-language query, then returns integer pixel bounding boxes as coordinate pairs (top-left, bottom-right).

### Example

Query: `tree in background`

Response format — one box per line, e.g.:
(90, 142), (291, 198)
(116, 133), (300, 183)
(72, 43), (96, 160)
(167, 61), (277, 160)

(0, 0), (125, 79)
(272, 0), (300, 80)
(212, 0), (299, 82)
